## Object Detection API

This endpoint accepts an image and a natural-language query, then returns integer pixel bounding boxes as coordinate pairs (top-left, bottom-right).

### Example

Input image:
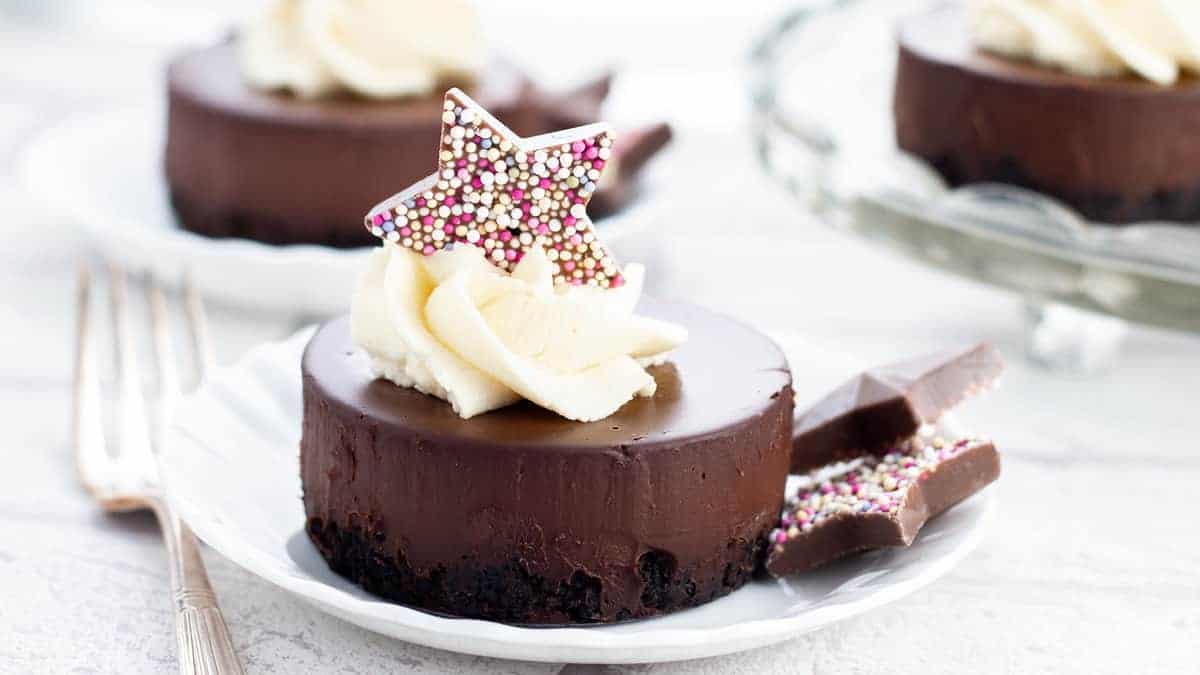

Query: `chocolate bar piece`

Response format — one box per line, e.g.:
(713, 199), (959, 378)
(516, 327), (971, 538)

(791, 343), (1003, 473)
(766, 433), (1000, 577)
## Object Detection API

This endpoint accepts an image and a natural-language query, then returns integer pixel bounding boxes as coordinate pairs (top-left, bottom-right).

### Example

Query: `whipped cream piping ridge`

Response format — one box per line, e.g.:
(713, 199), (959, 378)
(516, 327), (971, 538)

(351, 243), (687, 422)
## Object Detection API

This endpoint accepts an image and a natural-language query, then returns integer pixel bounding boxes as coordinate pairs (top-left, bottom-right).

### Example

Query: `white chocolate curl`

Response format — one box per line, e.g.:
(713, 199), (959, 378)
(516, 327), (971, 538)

(239, 0), (483, 99)
(969, 0), (1200, 85)
(351, 244), (688, 421)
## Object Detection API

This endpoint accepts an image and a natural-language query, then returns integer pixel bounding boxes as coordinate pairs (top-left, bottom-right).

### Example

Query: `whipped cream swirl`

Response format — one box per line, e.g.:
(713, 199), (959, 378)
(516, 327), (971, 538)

(351, 244), (688, 422)
(239, 0), (483, 99)
(969, 0), (1200, 85)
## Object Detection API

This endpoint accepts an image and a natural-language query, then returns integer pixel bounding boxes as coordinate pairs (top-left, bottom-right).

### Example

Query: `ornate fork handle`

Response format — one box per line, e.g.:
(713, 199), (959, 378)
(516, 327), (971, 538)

(153, 499), (244, 675)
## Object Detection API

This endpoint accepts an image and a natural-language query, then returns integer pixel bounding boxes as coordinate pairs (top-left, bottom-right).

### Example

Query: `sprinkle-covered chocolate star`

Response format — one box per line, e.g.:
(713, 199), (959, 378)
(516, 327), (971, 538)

(364, 88), (623, 288)
(766, 431), (1000, 577)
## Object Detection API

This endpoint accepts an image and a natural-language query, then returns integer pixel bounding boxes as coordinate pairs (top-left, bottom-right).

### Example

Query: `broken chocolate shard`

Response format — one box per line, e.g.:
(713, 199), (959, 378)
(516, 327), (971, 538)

(791, 343), (1003, 473)
(546, 72), (614, 129)
(766, 434), (1000, 577)
(589, 122), (673, 218)
(611, 122), (673, 180)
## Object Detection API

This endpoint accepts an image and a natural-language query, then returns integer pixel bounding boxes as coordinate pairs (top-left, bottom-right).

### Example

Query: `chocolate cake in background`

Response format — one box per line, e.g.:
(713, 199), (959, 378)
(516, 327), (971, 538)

(164, 0), (671, 249)
(894, 3), (1200, 224)
(166, 44), (669, 248)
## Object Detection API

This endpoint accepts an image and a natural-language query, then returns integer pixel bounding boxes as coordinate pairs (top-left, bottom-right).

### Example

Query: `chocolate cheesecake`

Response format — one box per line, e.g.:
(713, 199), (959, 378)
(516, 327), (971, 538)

(165, 43), (668, 248)
(300, 301), (793, 624)
(894, 4), (1200, 224)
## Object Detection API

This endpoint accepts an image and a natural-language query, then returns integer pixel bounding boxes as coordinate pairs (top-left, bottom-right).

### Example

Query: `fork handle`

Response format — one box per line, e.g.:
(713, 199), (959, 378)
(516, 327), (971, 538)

(153, 500), (245, 675)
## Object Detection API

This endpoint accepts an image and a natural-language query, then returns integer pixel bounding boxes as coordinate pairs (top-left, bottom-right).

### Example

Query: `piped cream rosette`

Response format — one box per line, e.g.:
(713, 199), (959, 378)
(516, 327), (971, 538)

(352, 243), (687, 422)
(969, 0), (1200, 85)
(240, 0), (483, 99)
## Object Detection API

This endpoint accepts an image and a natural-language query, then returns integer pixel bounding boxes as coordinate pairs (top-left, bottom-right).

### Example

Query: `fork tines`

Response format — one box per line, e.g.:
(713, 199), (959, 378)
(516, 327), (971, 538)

(74, 263), (213, 508)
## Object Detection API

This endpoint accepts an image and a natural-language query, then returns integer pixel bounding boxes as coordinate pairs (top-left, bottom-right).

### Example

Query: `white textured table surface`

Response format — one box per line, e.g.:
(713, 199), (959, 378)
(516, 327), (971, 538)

(3, 5), (1200, 674)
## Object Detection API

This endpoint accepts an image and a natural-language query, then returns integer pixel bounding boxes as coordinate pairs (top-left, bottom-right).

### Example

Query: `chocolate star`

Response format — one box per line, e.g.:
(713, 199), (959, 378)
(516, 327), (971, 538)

(766, 433), (1000, 577)
(365, 88), (623, 288)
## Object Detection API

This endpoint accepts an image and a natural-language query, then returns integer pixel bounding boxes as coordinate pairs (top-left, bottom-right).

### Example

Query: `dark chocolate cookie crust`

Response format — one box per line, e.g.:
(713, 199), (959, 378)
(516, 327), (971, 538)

(300, 302), (793, 624)
(305, 518), (769, 625)
(894, 4), (1200, 224)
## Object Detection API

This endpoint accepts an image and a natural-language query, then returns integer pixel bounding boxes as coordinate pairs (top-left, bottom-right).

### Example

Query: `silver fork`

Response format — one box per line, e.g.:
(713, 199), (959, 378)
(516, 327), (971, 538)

(74, 263), (244, 675)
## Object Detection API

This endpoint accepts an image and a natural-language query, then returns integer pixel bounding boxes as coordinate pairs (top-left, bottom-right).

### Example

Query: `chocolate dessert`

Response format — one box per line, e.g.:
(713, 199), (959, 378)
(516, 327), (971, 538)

(301, 304), (793, 624)
(894, 4), (1200, 224)
(299, 86), (790, 624)
(166, 44), (669, 248)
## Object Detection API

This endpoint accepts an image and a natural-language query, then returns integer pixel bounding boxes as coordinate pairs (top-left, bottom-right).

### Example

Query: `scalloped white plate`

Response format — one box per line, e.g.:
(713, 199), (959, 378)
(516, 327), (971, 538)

(159, 327), (995, 664)
(18, 107), (658, 316)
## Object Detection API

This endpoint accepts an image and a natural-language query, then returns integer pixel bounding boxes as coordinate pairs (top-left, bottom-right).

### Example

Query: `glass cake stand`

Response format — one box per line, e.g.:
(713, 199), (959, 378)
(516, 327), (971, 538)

(750, 0), (1200, 371)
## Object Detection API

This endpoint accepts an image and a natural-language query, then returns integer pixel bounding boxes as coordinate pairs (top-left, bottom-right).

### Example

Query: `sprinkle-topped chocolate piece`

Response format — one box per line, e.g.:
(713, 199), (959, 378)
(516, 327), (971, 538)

(766, 431), (1000, 577)
(791, 343), (1004, 473)
(364, 88), (621, 288)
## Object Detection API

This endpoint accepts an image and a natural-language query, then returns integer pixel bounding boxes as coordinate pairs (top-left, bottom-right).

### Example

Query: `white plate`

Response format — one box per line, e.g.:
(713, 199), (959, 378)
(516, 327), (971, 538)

(17, 107), (657, 317)
(160, 327), (996, 664)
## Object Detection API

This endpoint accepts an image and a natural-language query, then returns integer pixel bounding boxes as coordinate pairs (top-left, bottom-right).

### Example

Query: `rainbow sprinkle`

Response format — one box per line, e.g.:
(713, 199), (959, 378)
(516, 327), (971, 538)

(364, 88), (622, 288)
(770, 431), (989, 554)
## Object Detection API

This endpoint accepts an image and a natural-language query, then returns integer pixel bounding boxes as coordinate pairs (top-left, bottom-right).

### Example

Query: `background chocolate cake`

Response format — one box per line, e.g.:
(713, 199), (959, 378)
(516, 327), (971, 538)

(166, 43), (670, 248)
(894, 4), (1200, 224)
